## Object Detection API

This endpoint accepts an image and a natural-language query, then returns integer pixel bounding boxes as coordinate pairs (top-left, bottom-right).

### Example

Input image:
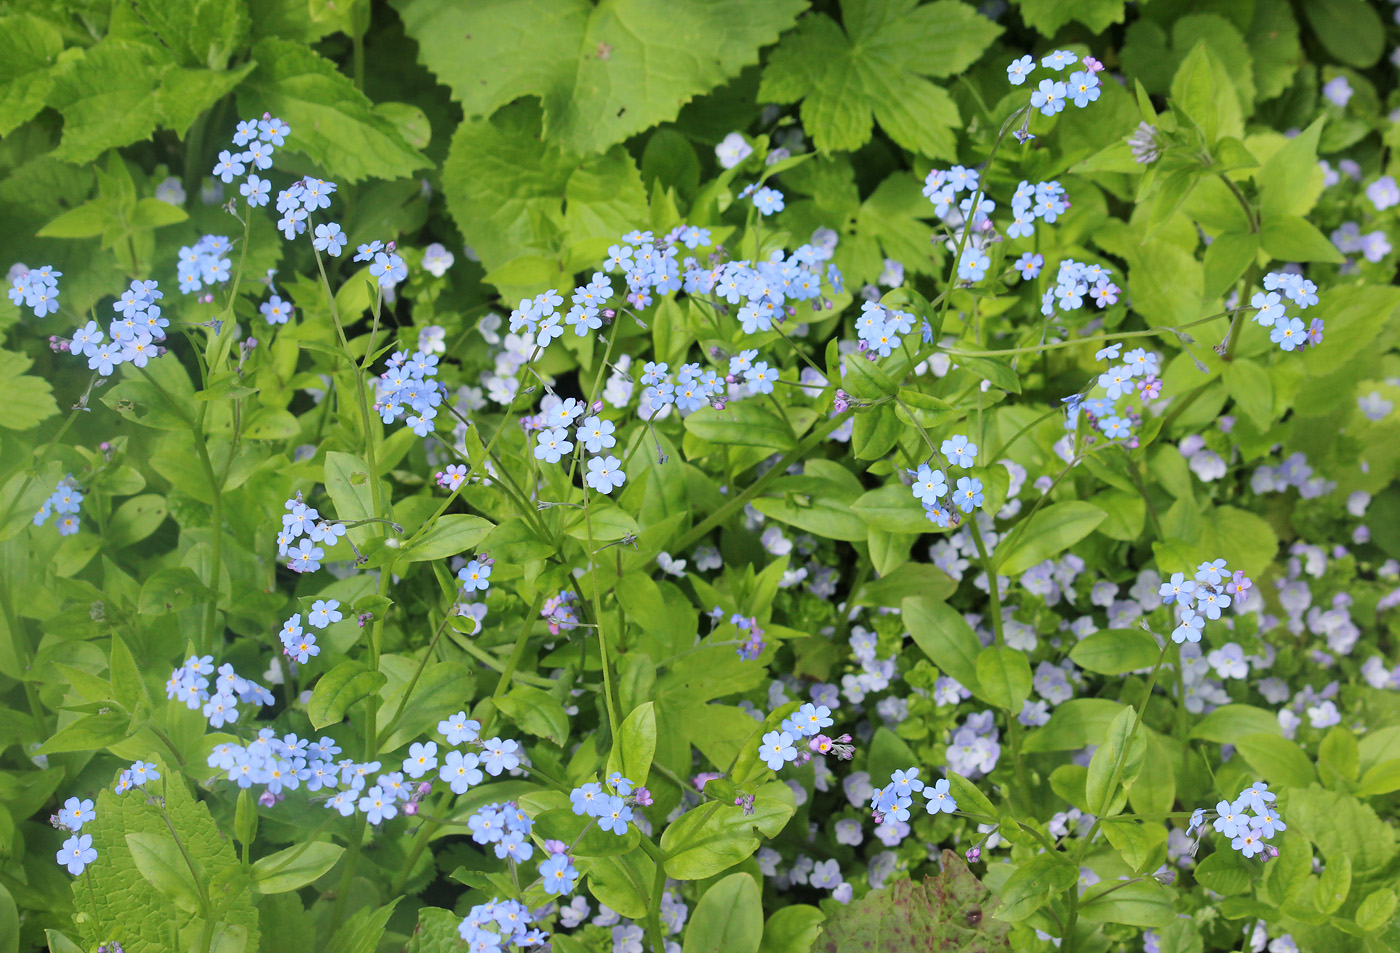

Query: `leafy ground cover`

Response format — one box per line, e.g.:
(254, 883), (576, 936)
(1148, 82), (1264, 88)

(2, 1), (1400, 952)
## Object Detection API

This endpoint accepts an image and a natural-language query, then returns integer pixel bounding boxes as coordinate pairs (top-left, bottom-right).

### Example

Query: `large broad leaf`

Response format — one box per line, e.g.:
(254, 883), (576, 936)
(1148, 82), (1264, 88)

(0, 14), (64, 137)
(238, 38), (427, 182)
(760, 1), (1000, 158)
(660, 782), (795, 880)
(683, 873), (763, 953)
(904, 596), (983, 697)
(392, 0), (804, 154)
(73, 761), (259, 952)
(47, 40), (166, 164)
(815, 850), (1011, 951)
(996, 502), (1107, 576)
(0, 348), (58, 431)
(441, 100), (647, 285)
(1014, 0), (1126, 34)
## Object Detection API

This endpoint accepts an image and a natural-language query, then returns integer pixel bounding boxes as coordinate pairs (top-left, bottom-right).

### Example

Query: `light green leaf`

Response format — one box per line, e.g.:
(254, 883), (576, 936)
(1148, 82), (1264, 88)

(685, 399), (803, 451)
(124, 832), (203, 914)
(660, 781), (795, 880)
(1069, 630), (1162, 675)
(1287, 785), (1397, 875)
(323, 451), (379, 545)
(1015, 0), (1125, 34)
(1234, 733), (1316, 789)
(251, 842), (344, 894)
(1357, 760), (1400, 797)
(975, 646), (1031, 713)
(1260, 214), (1346, 264)
(441, 100), (646, 285)
(851, 485), (934, 534)
(156, 62), (258, 137)
(308, 661), (386, 731)
(238, 38), (427, 182)
(324, 898), (400, 953)
(127, 0), (249, 69)
(0, 14), (64, 136)
(997, 502), (1107, 576)
(1224, 359), (1274, 429)
(903, 596), (982, 697)
(36, 712), (131, 755)
(377, 661), (475, 752)
(0, 349), (58, 431)
(47, 40), (167, 164)
(1077, 879), (1175, 927)
(607, 701), (656, 788)
(495, 685), (570, 745)
(760, 1), (1000, 157)
(398, 514), (493, 563)
(1191, 704), (1281, 744)
(106, 494), (169, 548)
(393, 0), (803, 154)
(758, 905), (824, 953)
(1257, 117), (1326, 220)
(683, 873), (763, 953)
(1023, 699), (1126, 753)
(1086, 707), (1146, 816)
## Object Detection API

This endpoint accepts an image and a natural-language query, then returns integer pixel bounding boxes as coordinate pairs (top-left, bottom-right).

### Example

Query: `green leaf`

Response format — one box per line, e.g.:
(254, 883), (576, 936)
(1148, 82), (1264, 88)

(1257, 117), (1326, 220)
(251, 842), (344, 894)
(851, 485), (934, 534)
(946, 771), (999, 823)
(238, 38), (427, 183)
(1191, 704), (1281, 744)
(1169, 42), (1242, 145)
(1315, 853), (1351, 914)
(995, 852), (1078, 923)
(47, 40), (166, 164)
(1069, 630), (1162, 675)
(109, 634), (148, 714)
(760, 1), (1000, 158)
(683, 873), (763, 953)
(758, 905), (825, 953)
(398, 514), (493, 563)
(867, 727), (919, 785)
(1203, 231), (1259, 301)
(1357, 760), (1400, 797)
(1194, 847), (1255, 895)
(35, 712), (131, 755)
(974, 647), (1031, 713)
(1086, 707), (1146, 816)
(324, 898), (400, 953)
(530, 805), (639, 857)
(0, 14), (64, 137)
(495, 685), (570, 745)
(393, 0), (803, 155)
(1234, 733), (1317, 789)
(1302, 0), (1384, 67)
(1014, 0), (1125, 34)
(1357, 889), (1398, 933)
(1288, 785), (1397, 876)
(607, 701), (656, 788)
(308, 661), (386, 731)
(816, 850), (1011, 948)
(1224, 359), (1274, 430)
(323, 451), (377, 544)
(124, 832), (204, 914)
(38, 200), (116, 239)
(1259, 215), (1346, 264)
(951, 355), (1022, 394)
(106, 494), (169, 548)
(74, 765), (259, 951)
(660, 781), (795, 880)
(1079, 880), (1175, 927)
(997, 502), (1107, 576)
(407, 908), (469, 953)
(1124, 238), (1205, 329)
(138, 567), (208, 616)
(0, 349), (58, 431)
(377, 661), (475, 752)
(903, 596), (982, 697)
(127, 0), (249, 69)
(1318, 726), (1360, 787)
(441, 100), (647, 286)
(685, 401), (800, 450)
(1023, 699), (1126, 753)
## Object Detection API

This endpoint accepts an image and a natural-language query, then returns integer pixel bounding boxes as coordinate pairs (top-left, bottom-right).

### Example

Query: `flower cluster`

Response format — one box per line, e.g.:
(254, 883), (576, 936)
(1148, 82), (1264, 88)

(176, 235), (233, 295)
(375, 348), (444, 437)
(542, 590), (581, 634)
(1250, 271), (1323, 352)
(33, 474), (84, 536)
(732, 613), (768, 661)
(945, 710), (1002, 780)
(7, 263), (60, 317)
(467, 800), (537, 861)
(908, 433), (981, 529)
(1041, 259), (1119, 316)
(869, 768), (959, 826)
(53, 796), (97, 876)
(1007, 50), (1104, 117)
(166, 655), (275, 728)
(854, 300), (919, 357)
(760, 701), (840, 771)
(63, 279), (168, 376)
(276, 493), (347, 573)
(114, 760), (161, 795)
(457, 897), (547, 949)
(1160, 559), (1253, 644)
(569, 773), (643, 835)
(1188, 781), (1285, 858)
(527, 396), (628, 494)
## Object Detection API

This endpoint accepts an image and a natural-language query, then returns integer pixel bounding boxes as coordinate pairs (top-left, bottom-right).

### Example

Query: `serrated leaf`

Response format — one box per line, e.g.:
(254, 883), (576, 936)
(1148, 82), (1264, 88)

(47, 40), (168, 164)
(760, 2), (998, 158)
(0, 14), (64, 137)
(393, 0), (804, 155)
(0, 349), (58, 431)
(238, 38), (426, 183)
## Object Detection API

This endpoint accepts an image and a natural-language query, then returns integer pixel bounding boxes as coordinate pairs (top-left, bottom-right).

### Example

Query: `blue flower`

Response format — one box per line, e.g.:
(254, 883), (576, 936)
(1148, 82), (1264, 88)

(260, 295), (293, 325)
(1007, 55), (1035, 85)
(354, 240), (383, 262)
(954, 476), (984, 513)
(585, 456), (626, 494)
(57, 833), (97, 875)
(59, 797), (96, 831)
(1030, 79), (1068, 117)
(358, 786), (398, 824)
(571, 783), (605, 816)
(212, 149), (247, 183)
(925, 778), (958, 814)
(438, 711), (481, 745)
(1195, 559), (1228, 586)
(751, 186), (785, 216)
(534, 427), (573, 463)
(369, 252), (407, 287)
(308, 599), (342, 629)
(1158, 572), (1197, 606)
(941, 435), (977, 468)
(480, 738), (520, 776)
(956, 249), (990, 282)
(539, 854), (578, 894)
(313, 222), (346, 256)
(440, 750), (484, 794)
(1171, 609), (1204, 644)
(1014, 253), (1043, 279)
(576, 415), (617, 453)
(760, 730), (798, 770)
(1067, 71), (1101, 107)
(1041, 49), (1078, 71)
(1251, 291), (1284, 327)
(1271, 316), (1305, 351)
(458, 560), (492, 592)
(283, 631), (319, 664)
(129, 761), (160, 786)
(745, 362), (777, 394)
(403, 741), (439, 779)
(911, 464), (948, 503)
(597, 795), (633, 835)
(241, 175), (270, 207)
(287, 538), (324, 573)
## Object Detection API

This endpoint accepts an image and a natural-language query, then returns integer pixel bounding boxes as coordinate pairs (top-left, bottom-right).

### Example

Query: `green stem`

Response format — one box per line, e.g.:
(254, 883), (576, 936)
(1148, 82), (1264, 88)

(491, 592), (547, 701)
(672, 409), (855, 552)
